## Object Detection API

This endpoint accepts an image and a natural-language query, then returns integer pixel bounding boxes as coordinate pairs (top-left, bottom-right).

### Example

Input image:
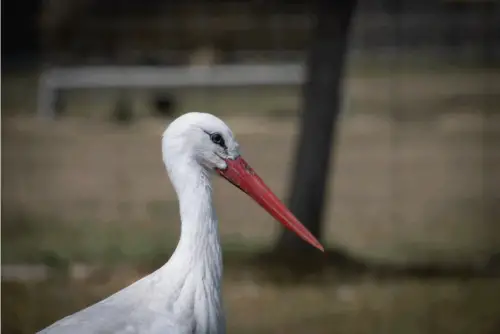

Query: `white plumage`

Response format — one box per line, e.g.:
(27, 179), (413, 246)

(38, 112), (323, 334)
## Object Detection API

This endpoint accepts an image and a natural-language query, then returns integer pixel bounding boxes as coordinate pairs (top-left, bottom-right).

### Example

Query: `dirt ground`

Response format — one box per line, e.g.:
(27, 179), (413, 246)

(3, 267), (500, 334)
(2, 69), (500, 334)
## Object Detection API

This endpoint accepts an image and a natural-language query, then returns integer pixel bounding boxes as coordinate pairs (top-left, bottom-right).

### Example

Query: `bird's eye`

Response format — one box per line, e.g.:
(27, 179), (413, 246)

(210, 133), (226, 148)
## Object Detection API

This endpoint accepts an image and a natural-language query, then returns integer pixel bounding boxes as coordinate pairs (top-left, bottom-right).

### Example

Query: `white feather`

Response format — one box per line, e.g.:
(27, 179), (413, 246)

(38, 112), (238, 334)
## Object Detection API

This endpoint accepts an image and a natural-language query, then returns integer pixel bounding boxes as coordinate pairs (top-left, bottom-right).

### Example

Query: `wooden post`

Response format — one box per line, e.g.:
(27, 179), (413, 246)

(274, 0), (357, 254)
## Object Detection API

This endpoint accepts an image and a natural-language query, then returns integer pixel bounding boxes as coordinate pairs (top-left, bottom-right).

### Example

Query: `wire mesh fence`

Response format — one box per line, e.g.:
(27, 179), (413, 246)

(2, 1), (500, 333)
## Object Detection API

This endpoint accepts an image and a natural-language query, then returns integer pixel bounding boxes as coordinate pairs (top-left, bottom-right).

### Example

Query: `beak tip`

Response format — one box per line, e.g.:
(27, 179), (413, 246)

(222, 156), (325, 254)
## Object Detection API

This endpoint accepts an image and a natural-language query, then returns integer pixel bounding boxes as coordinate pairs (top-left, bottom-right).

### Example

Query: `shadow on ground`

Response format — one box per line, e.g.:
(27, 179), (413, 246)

(3, 257), (500, 334)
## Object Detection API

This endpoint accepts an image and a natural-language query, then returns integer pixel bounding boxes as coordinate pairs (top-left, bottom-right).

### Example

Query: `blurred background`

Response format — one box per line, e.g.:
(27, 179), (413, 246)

(2, 0), (500, 333)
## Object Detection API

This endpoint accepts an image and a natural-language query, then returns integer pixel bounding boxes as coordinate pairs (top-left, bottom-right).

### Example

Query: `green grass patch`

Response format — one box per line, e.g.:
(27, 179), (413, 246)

(1, 213), (270, 266)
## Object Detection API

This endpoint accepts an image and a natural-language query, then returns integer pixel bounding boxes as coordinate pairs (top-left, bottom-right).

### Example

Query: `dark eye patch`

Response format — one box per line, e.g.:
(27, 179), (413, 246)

(205, 131), (226, 149)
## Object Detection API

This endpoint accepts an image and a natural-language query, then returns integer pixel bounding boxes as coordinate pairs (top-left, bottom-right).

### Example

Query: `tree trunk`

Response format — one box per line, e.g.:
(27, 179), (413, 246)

(274, 0), (357, 254)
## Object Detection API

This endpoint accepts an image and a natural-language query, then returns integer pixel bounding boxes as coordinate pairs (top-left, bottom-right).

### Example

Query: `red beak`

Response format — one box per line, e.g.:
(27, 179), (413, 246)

(217, 156), (324, 252)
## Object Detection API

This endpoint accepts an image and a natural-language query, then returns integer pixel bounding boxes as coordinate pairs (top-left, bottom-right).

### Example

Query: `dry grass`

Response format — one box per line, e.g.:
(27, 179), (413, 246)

(3, 106), (500, 265)
(2, 69), (500, 334)
(2, 268), (500, 334)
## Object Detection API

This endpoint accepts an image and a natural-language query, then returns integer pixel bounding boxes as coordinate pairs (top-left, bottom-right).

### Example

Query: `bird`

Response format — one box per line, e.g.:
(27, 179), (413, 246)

(38, 112), (324, 334)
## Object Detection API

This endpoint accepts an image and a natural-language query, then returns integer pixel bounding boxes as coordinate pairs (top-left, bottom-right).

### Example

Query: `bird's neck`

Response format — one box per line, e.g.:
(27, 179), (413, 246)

(175, 168), (222, 272)
(161, 160), (225, 333)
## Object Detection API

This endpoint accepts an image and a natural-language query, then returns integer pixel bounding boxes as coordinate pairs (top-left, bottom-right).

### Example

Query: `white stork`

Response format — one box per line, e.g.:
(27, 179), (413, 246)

(38, 112), (323, 334)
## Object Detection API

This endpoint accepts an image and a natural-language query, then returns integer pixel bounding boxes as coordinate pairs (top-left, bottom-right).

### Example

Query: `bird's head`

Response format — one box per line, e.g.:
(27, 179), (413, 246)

(162, 112), (239, 172)
(162, 112), (324, 252)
